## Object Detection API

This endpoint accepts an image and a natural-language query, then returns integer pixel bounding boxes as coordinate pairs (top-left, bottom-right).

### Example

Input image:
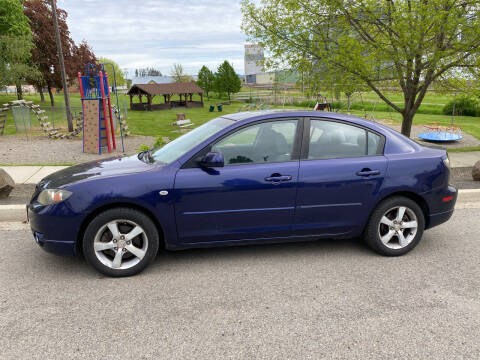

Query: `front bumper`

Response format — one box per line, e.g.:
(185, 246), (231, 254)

(27, 202), (81, 256)
(31, 229), (76, 256)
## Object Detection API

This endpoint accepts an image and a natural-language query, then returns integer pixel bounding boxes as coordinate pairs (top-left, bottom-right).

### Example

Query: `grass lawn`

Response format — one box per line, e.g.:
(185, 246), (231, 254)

(1, 92), (479, 149)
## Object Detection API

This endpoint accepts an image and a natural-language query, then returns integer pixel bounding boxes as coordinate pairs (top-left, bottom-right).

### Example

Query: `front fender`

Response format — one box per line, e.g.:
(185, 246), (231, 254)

(66, 169), (178, 248)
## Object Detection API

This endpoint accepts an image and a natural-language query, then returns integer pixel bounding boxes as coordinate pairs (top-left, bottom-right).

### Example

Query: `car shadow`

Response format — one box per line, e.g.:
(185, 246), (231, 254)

(150, 237), (372, 269)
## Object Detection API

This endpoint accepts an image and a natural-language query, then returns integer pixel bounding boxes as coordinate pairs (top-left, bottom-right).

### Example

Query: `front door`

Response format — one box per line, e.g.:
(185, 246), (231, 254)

(174, 118), (301, 244)
(294, 118), (387, 237)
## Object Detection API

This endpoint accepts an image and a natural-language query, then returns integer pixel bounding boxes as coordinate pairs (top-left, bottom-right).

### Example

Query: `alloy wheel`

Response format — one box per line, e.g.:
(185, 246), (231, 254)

(377, 206), (418, 250)
(93, 219), (148, 270)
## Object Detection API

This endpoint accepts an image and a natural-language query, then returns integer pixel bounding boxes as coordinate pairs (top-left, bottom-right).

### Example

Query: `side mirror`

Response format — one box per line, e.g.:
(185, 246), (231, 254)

(200, 152), (224, 168)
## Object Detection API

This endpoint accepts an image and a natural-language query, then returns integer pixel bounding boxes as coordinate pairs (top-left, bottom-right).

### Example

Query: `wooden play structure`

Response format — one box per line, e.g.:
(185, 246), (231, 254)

(78, 64), (124, 154)
(0, 99), (82, 138)
(0, 106), (6, 135)
(127, 83), (204, 111)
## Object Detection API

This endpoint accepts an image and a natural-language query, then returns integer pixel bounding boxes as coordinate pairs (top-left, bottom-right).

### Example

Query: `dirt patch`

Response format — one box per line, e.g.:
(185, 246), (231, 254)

(376, 120), (480, 149)
(0, 135), (156, 165)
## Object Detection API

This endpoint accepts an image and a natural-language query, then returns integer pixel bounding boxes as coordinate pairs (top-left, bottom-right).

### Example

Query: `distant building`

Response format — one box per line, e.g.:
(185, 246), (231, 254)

(244, 44), (264, 84)
(244, 44), (300, 86)
(132, 75), (199, 86)
(131, 76), (174, 85)
(2, 85), (36, 94)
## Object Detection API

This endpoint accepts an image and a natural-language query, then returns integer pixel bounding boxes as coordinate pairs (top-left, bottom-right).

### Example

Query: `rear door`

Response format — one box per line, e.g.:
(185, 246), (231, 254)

(294, 118), (387, 237)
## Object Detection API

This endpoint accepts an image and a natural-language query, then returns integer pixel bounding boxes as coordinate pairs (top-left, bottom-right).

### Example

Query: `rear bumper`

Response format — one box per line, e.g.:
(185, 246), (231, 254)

(427, 209), (455, 229)
(425, 185), (457, 229)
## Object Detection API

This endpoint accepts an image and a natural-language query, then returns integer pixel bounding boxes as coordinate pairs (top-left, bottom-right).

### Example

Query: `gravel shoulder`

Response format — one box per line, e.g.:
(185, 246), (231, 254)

(0, 135), (156, 165)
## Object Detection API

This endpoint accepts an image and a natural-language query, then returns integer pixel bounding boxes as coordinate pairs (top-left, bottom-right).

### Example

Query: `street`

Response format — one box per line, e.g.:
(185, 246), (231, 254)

(0, 207), (479, 360)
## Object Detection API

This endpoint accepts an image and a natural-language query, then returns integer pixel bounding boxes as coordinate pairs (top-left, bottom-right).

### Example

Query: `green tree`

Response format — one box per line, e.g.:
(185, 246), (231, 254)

(24, 0), (96, 106)
(319, 66), (368, 111)
(97, 57), (126, 86)
(242, 0), (480, 137)
(197, 65), (215, 99)
(0, 0), (31, 35)
(0, 0), (37, 99)
(214, 60), (241, 100)
(171, 63), (193, 83)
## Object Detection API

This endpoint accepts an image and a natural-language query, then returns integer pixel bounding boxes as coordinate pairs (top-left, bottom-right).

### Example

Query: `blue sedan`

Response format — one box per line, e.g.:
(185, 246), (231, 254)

(27, 111), (457, 277)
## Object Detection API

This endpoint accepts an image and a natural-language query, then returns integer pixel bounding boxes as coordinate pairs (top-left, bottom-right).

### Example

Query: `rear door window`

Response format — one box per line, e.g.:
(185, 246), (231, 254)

(307, 120), (382, 159)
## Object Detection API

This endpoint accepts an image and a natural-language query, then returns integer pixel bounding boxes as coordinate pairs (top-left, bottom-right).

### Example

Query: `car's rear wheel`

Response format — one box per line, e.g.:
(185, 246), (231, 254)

(364, 196), (425, 256)
(83, 208), (159, 277)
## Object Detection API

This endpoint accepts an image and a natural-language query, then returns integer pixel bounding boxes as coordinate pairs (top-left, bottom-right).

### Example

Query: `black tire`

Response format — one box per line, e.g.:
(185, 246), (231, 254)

(83, 207), (159, 277)
(363, 196), (425, 256)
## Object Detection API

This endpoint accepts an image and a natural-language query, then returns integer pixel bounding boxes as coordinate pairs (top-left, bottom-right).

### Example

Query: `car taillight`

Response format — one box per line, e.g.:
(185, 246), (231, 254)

(442, 155), (450, 169)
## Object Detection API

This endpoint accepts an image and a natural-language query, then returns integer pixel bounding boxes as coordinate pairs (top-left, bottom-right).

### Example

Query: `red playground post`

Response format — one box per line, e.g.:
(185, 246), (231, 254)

(105, 73), (116, 150)
(99, 71), (112, 153)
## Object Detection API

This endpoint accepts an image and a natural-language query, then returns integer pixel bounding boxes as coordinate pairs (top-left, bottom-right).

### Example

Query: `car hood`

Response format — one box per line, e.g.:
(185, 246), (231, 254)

(39, 154), (155, 189)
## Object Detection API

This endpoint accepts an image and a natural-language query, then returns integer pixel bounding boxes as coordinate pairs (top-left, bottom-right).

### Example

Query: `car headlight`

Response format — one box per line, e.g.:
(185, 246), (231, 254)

(37, 189), (73, 205)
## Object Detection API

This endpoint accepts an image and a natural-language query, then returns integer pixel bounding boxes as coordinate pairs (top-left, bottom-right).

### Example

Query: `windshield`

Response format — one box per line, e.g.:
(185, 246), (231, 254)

(151, 117), (234, 164)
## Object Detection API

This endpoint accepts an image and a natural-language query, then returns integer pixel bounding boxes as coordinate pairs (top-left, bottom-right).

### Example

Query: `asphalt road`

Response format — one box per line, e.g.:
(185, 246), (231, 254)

(0, 208), (479, 360)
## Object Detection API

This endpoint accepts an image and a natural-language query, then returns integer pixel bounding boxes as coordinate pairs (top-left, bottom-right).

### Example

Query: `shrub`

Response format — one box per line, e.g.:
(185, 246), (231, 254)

(136, 144), (150, 152)
(442, 96), (479, 117)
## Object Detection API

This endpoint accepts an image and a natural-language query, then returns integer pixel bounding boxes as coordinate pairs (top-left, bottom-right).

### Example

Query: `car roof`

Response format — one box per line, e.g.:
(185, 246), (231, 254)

(222, 110), (421, 155)
(223, 110), (376, 128)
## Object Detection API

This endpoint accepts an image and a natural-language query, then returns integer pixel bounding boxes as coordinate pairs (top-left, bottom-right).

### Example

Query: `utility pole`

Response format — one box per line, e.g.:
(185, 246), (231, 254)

(50, 0), (73, 131)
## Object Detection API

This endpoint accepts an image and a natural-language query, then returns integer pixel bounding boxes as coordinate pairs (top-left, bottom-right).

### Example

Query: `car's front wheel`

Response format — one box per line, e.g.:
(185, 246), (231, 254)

(83, 207), (159, 277)
(364, 196), (425, 256)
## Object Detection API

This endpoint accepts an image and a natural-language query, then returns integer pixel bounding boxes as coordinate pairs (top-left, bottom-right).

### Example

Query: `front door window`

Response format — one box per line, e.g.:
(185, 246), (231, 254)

(212, 119), (298, 165)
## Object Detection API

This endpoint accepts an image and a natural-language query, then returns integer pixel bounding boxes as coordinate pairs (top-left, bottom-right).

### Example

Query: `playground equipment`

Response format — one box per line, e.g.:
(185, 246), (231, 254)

(11, 103), (31, 140)
(0, 99), (82, 139)
(0, 106), (7, 135)
(101, 62), (128, 144)
(112, 104), (130, 136)
(418, 124), (463, 142)
(418, 95), (462, 143)
(78, 63), (124, 154)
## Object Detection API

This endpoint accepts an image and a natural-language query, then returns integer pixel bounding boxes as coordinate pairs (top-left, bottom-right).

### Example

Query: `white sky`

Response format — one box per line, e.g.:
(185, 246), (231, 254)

(58, 0), (247, 77)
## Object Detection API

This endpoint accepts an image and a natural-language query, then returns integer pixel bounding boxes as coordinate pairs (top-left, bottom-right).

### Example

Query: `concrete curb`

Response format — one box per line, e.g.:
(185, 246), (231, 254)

(0, 204), (27, 222)
(457, 188), (480, 203)
(1, 189), (479, 222)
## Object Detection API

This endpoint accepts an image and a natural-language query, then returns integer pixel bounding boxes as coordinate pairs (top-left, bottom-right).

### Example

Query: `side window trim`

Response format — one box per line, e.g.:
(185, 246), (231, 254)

(301, 117), (386, 160)
(181, 117), (304, 169)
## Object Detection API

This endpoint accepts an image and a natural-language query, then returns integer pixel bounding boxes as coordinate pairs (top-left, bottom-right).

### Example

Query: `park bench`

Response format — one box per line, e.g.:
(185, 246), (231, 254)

(172, 119), (193, 128)
(172, 113), (193, 128)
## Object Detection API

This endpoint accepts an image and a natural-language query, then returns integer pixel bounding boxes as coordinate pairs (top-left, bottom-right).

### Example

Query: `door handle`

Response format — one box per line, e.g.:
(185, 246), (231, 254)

(265, 174), (292, 182)
(356, 169), (380, 177)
